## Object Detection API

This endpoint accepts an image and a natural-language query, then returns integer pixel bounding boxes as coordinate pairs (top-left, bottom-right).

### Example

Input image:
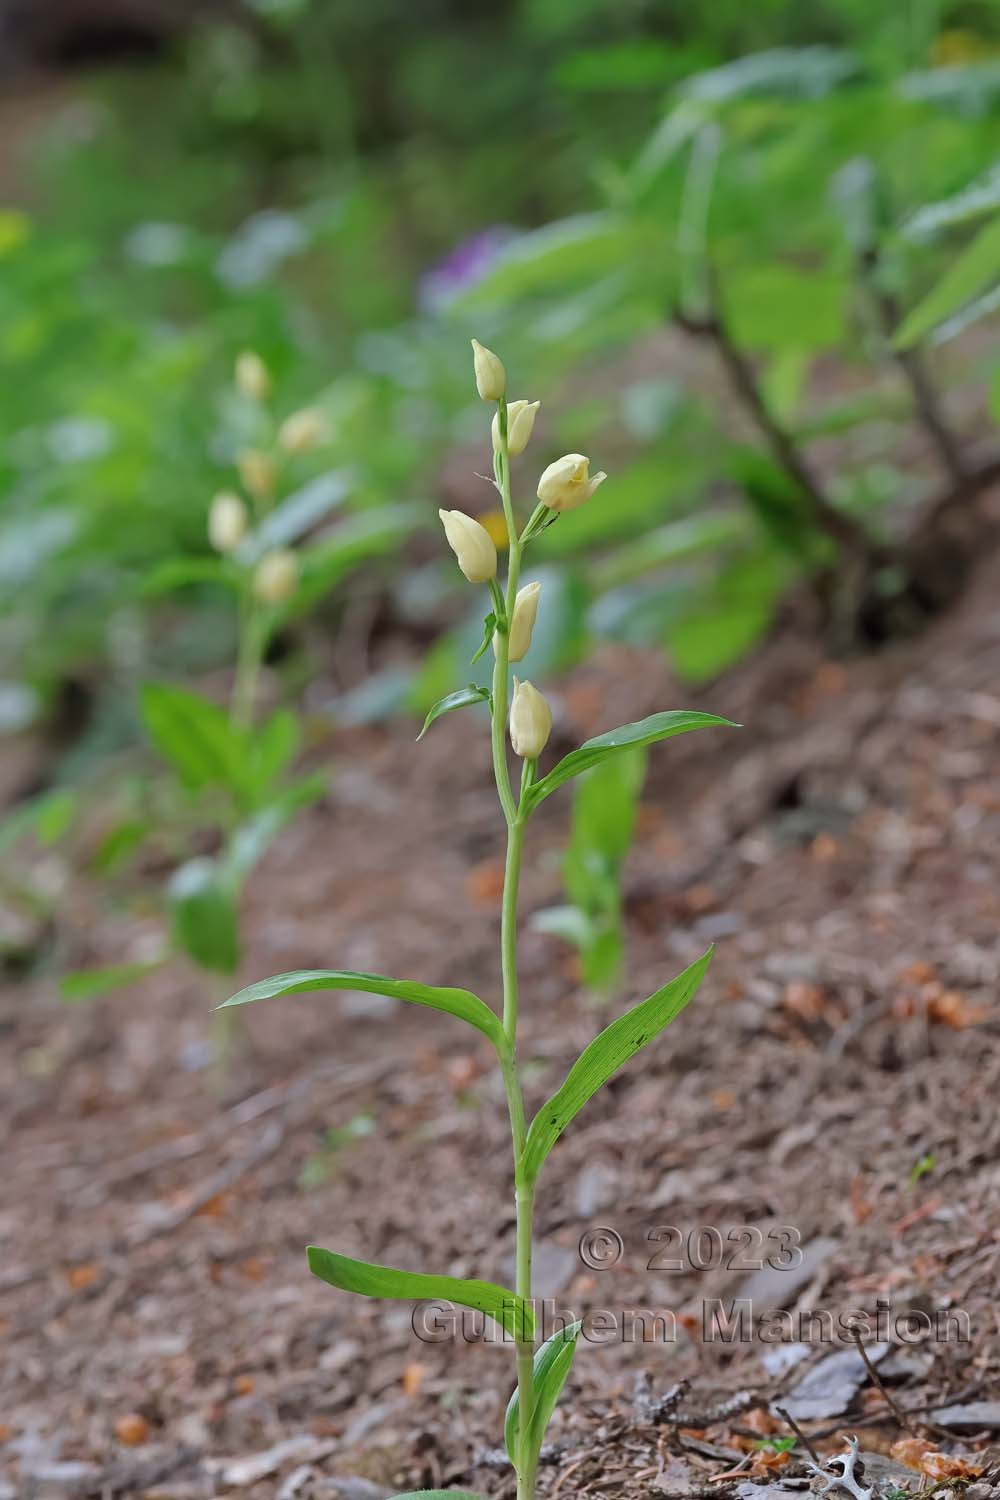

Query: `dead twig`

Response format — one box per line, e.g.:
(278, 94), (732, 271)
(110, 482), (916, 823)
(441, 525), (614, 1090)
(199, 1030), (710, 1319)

(860, 246), (969, 494)
(851, 1329), (920, 1437)
(675, 279), (875, 562)
(776, 1403), (823, 1465)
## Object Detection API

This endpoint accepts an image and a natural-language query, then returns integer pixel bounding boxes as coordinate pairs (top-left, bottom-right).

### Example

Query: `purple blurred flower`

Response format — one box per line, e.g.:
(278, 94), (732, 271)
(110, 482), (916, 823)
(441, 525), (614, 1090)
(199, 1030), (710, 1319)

(419, 226), (518, 313)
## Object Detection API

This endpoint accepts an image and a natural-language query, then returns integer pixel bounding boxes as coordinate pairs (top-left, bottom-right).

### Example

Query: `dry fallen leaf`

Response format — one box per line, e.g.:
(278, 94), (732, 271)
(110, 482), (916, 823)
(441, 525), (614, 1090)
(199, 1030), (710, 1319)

(783, 981), (826, 1021)
(233, 1374), (255, 1395)
(742, 1409), (782, 1437)
(897, 960), (937, 985)
(920, 1451), (983, 1480)
(750, 1449), (791, 1475)
(194, 1191), (230, 1219)
(684, 883), (716, 914)
(810, 832), (840, 862)
(114, 1413), (150, 1446)
(927, 989), (989, 1028)
(65, 1263), (101, 1292)
(890, 1437), (928, 1471)
(848, 1174), (874, 1225)
(402, 1362), (426, 1397)
(466, 858), (505, 908)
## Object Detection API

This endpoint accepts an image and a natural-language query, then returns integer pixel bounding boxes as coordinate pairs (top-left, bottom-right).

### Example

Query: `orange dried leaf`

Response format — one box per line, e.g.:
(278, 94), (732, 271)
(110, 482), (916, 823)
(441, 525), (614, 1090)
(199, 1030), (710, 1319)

(115, 1413), (149, 1446)
(890, 1438), (928, 1471)
(920, 1451), (983, 1480)
(66, 1263), (100, 1292)
(402, 1362), (426, 1397)
(466, 858), (505, 908)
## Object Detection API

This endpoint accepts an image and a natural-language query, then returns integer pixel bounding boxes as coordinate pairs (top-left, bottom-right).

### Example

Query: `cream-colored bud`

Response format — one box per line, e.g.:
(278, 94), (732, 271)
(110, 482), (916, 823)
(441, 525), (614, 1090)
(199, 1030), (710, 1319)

(438, 508), (498, 583)
(238, 448), (276, 501)
(253, 548), (298, 605)
(471, 338), (506, 402)
(492, 399), (540, 459)
(235, 350), (271, 402)
(278, 407), (330, 454)
(509, 678), (552, 760)
(493, 580), (541, 663)
(536, 453), (607, 513)
(208, 491), (248, 553)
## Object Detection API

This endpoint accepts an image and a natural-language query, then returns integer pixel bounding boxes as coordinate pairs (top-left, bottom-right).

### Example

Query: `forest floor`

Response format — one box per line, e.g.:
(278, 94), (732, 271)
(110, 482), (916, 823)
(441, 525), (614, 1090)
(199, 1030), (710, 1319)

(4, 558), (1000, 1500)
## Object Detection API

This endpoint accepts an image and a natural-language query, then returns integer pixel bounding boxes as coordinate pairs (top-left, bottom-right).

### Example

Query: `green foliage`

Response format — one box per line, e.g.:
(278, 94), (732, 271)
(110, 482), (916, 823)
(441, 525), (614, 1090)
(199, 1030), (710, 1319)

(219, 968), (506, 1046)
(169, 858), (241, 974)
(306, 1248), (534, 1342)
(504, 1321), (583, 1462)
(418, 685), (492, 740)
(519, 948), (713, 1185)
(895, 214), (1000, 345)
(526, 711), (734, 810)
(535, 750), (647, 997)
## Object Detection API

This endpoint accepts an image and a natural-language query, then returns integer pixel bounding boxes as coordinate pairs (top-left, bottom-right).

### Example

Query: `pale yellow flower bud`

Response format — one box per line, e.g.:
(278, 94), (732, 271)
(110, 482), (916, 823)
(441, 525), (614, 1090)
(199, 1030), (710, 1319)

(235, 350), (271, 402)
(253, 548), (298, 605)
(238, 448), (276, 502)
(509, 678), (552, 760)
(438, 508), (498, 583)
(493, 580), (541, 663)
(208, 491), (248, 553)
(492, 399), (540, 459)
(278, 407), (330, 454)
(471, 338), (506, 402)
(537, 453), (607, 513)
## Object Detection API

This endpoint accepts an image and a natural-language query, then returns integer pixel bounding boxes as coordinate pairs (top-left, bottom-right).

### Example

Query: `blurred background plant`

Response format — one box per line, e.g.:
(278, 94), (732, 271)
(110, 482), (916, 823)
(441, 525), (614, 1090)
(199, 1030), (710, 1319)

(4, 0), (1000, 987)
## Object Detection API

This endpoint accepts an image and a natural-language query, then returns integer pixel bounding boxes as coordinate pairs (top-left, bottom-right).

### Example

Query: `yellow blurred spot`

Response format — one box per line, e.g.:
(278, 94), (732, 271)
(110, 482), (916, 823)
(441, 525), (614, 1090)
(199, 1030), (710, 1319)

(479, 509), (509, 550)
(0, 211), (30, 258)
(931, 30), (993, 65)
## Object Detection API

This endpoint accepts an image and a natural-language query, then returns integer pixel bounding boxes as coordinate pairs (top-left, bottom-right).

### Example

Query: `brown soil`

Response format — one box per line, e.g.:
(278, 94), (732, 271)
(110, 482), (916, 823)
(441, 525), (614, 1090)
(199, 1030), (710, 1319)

(4, 561), (1000, 1500)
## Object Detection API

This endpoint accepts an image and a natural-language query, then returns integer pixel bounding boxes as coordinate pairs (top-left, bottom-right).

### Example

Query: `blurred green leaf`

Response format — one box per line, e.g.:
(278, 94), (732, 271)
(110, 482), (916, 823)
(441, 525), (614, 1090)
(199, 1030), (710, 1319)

(141, 683), (243, 795)
(239, 470), (352, 562)
(169, 857), (240, 974)
(60, 958), (165, 1003)
(895, 215), (1000, 347)
(725, 267), (847, 352)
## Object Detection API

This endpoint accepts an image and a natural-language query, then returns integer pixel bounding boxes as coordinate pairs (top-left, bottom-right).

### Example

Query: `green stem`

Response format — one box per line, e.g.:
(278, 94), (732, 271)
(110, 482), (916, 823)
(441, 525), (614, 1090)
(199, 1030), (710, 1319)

(232, 588), (265, 732)
(488, 397), (536, 1500)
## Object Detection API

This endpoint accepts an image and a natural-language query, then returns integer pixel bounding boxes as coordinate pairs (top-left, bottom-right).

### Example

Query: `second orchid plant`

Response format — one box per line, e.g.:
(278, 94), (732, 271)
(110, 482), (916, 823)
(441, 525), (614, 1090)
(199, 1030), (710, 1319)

(219, 340), (733, 1500)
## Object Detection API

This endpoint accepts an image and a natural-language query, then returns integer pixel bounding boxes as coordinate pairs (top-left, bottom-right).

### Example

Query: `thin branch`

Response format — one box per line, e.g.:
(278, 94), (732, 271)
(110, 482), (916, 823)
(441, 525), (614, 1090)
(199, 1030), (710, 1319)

(851, 1328), (919, 1437)
(860, 248), (968, 492)
(675, 285), (874, 561)
(775, 1405), (822, 1466)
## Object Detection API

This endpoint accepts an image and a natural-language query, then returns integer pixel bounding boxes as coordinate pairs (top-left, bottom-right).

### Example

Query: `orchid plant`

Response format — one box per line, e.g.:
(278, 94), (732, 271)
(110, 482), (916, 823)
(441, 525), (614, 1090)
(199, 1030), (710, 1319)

(219, 341), (733, 1499)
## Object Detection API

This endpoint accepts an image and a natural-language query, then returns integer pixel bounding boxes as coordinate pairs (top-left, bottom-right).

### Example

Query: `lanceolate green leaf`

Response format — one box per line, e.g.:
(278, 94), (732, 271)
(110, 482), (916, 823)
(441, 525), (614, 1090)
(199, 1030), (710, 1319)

(306, 1247), (534, 1342)
(141, 682), (244, 794)
(418, 685), (491, 740)
(169, 857), (240, 974)
(520, 949), (712, 1184)
(218, 968), (504, 1049)
(525, 711), (735, 811)
(504, 1320), (583, 1463)
(895, 214), (1000, 348)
